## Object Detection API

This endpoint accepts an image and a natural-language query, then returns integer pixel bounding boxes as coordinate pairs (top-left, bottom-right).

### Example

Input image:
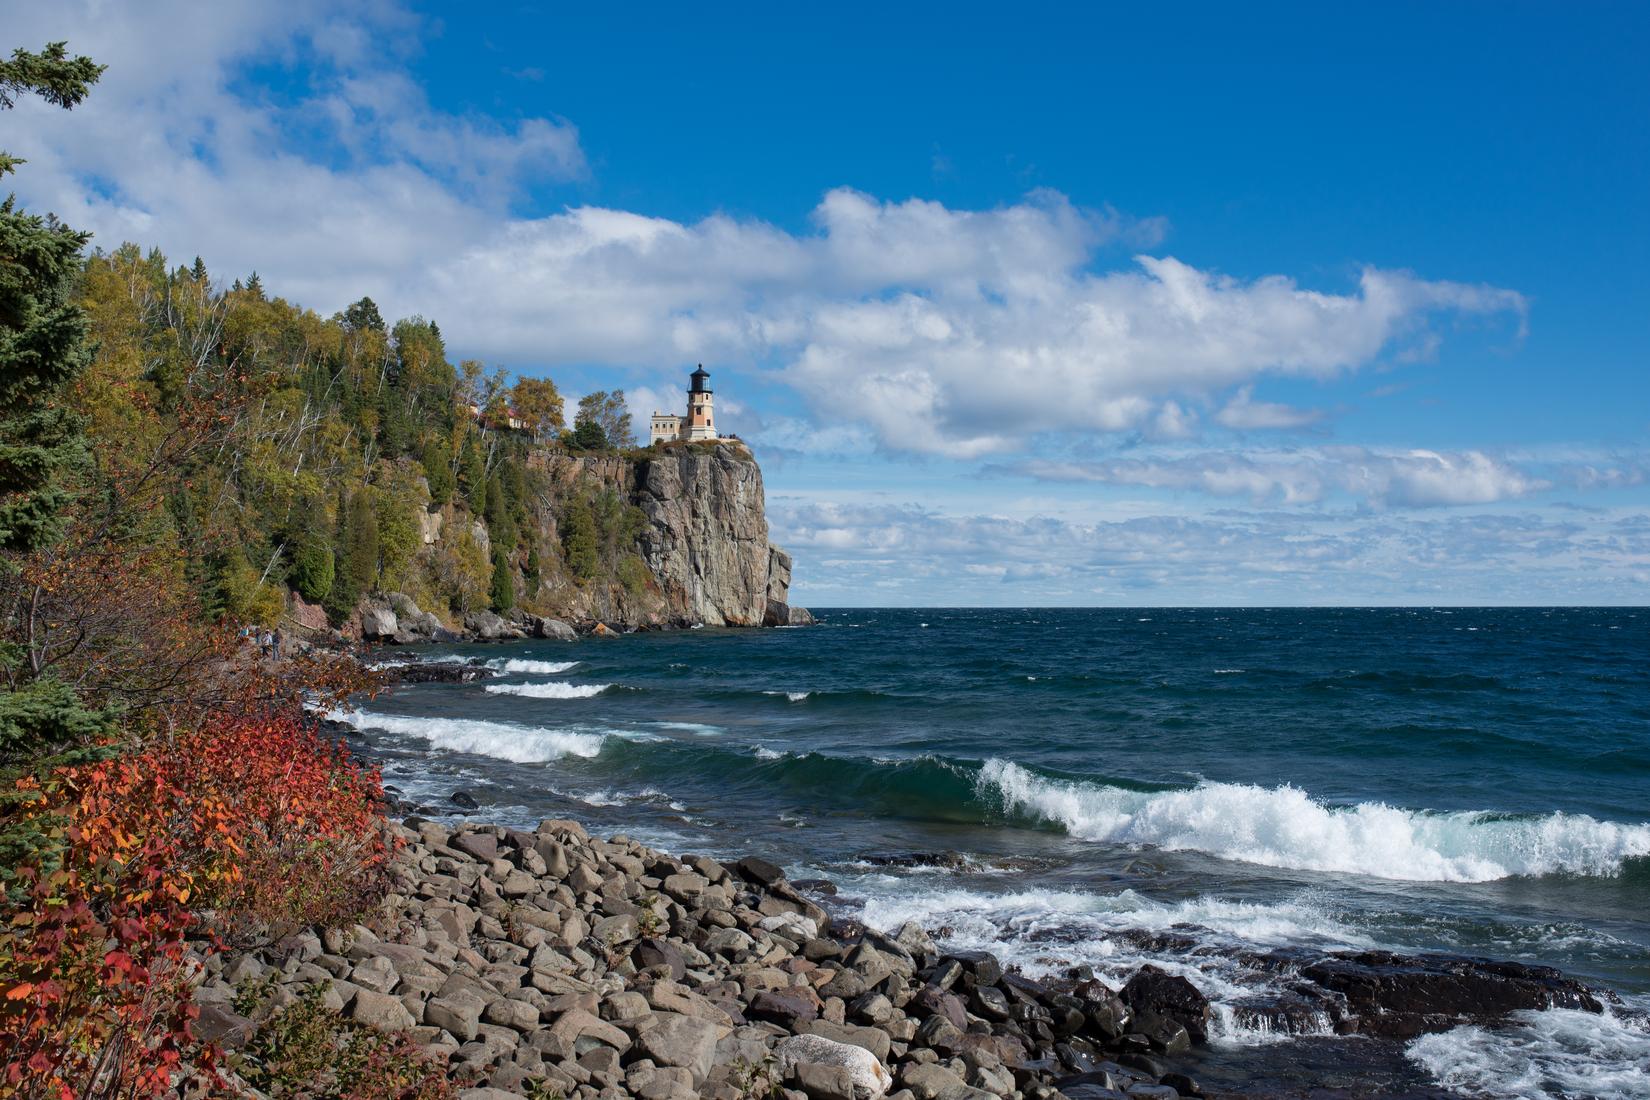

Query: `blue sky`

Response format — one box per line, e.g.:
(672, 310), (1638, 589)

(8, 1), (1649, 604)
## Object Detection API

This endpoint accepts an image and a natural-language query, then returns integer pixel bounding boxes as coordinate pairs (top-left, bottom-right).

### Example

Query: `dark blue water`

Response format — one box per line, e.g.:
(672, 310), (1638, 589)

(335, 608), (1650, 1097)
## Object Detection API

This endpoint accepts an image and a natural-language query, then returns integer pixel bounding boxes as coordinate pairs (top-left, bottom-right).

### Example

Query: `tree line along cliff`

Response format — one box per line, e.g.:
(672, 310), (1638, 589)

(68, 245), (805, 636)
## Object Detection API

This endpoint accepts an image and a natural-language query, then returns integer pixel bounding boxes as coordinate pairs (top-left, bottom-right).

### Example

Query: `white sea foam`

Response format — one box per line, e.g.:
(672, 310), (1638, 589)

(762, 690), (812, 702)
(652, 721), (725, 736)
(486, 658), (580, 675)
(753, 746), (784, 760)
(848, 881), (1362, 1046)
(1406, 1008), (1650, 1100)
(979, 759), (1650, 882)
(327, 708), (605, 763)
(484, 681), (609, 699)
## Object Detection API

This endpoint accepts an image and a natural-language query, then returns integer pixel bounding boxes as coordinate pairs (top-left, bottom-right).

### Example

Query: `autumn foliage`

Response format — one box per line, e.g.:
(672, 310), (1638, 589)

(0, 712), (392, 1098)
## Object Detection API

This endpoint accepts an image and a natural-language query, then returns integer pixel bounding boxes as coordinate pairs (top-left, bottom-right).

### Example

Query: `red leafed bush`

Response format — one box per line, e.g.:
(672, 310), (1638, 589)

(0, 712), (393, 1099)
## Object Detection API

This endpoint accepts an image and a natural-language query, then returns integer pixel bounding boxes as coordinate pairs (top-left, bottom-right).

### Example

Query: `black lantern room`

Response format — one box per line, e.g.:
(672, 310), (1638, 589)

(689, 365), (712, 394)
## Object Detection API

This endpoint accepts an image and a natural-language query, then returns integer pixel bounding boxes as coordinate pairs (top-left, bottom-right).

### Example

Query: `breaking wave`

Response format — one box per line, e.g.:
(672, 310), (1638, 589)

(486, 659), (581, 675)
(327, 708), (606, 763)
(484, 681), (610, 699)
(1407, 1007), (1650, 1100)
(979, 759), (1650, 882)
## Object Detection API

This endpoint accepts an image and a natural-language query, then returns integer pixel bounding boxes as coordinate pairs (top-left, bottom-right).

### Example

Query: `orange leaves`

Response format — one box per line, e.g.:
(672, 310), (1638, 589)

(1, 709), (390, 1098)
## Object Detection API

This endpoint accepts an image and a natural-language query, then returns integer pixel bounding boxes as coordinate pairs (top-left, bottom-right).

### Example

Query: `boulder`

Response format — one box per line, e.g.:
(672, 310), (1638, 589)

(1120, 966), (1210, 1042)
(632, 937), (687, 981)
(735, 855), (786, 887)
(748, 988), (820, 1028)
(426, 995), (482, 1042)
(1298, 950), (1605, 1039)
(350, 988), (416, 1031)
(360, 605), (398, 640)
(633, 1012), (719, 1085)
(536, 617), (578, 641)
(464, 611), (508, 640)
(776, 1034), (892, 1100)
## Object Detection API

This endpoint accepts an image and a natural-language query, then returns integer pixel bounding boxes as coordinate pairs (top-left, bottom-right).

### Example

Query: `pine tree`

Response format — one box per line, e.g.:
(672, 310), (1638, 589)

(290, 509), (335, 603)
(245, 271), (264, 299)
(341, 296), (385, 333)
(489, 548), (515, 612)
(190, 255), (207, 282)
(524, 543), (542, 590)
(422, 437), (454, 504)
(562, 498), (599, 581)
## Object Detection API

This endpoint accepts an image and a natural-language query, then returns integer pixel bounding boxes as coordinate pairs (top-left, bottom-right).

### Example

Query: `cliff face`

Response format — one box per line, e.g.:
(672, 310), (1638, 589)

(634, 446), (779, 627)
(520, 444), (803, 629)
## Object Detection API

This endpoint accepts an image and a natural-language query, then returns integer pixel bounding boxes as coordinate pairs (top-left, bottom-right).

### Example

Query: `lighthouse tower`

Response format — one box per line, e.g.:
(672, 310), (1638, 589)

(648, 365), (722, 444)
(684, 366), (716, 441)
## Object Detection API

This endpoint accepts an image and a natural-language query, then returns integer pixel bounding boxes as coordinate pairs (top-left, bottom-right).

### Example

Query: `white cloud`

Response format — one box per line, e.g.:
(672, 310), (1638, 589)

(1008, 447), (1550, 508)
(1214, 386), (1326, 430)
(11, 0), (1527, 462)
(771, 498), (1650, 605)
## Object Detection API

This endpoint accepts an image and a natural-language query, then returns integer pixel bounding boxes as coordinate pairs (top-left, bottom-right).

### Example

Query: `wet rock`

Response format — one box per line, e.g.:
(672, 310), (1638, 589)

(1298, 950), (1605, 1038)
(735, 855), (786, 887)
(450, 790), (480, 810)
(1119, 967), (1209, 1043)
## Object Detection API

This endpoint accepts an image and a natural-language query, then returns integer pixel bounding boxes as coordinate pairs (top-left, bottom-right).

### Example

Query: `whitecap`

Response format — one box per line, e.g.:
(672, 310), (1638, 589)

(846, 880), (1362, 1046)
(484, 681), (609, 699)
(652, 721), (725, 736)
(326, 708), (605, 763)
(978, 759), (1650, 882)
(761, 690), (812, 702)
(1406, 1007), (1650, 1100)
(486, 658), (580, 675)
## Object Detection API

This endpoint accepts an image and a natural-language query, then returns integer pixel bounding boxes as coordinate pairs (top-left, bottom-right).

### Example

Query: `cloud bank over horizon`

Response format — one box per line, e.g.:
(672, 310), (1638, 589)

(7, 0), (1646, 603)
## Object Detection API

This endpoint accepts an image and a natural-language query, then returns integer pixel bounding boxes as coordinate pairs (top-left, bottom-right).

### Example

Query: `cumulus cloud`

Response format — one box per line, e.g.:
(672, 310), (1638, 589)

(13, 1), (1528, 461)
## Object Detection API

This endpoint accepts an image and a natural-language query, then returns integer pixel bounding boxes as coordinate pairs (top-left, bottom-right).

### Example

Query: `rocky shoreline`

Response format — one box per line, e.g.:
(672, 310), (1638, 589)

(198, 807), (1624, 1100)
(307, 590), (814, 650)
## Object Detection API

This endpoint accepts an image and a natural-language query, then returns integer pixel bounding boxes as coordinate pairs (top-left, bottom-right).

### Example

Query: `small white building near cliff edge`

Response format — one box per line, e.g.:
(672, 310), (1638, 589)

(649, 365), (721, 444)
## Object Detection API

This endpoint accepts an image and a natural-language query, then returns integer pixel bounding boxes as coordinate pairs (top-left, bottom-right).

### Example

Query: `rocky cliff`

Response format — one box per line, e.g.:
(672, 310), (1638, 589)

(633, 446), (787, 627)
(353, 443), (807, 637)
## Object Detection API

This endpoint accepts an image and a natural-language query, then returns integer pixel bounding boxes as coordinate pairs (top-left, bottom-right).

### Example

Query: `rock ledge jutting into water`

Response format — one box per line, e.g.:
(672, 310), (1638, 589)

(196, 818), (1617, 1100)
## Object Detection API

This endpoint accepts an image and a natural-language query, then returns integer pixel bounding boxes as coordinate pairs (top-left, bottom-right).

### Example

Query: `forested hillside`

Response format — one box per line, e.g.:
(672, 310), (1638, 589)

(67, 245), (760, 635)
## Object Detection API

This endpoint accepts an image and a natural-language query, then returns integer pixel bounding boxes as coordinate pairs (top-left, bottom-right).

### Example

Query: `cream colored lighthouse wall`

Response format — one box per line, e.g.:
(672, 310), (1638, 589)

(685, 394), (717, 440)
(650, 414), (685, 445)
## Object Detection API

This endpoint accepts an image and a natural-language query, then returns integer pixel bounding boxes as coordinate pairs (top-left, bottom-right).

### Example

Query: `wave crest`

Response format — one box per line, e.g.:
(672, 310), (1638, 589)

(327, 708), (605, 762)
(485, 681), (609, 699)
(979, 759), (1650, 882)
(487, 658), (581, 675)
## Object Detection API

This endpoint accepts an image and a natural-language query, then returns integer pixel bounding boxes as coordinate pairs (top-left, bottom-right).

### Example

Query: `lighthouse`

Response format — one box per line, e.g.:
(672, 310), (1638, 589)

(649, 365), (721, 444)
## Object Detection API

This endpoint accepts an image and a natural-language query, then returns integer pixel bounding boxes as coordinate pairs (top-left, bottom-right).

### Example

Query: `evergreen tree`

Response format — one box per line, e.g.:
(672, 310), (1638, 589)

(190, 255), (207, 282)
(0, 39), (111, 881)
(489, 547), (514, 612)
(345, 489), (380, 598)
(245, 271), (264, 299)
(341, 296), (385, 333)
(289, 509), (335, 603)
(422, 437), (454, 505)
(0, 39), (103, 638)
(524, 542), (541, 589)
(561, 498), (598, 581)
